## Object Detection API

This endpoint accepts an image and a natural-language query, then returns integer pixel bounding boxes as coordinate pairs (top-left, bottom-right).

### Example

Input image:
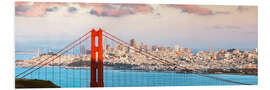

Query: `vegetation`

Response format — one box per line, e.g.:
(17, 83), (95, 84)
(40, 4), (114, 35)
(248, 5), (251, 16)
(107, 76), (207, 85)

(15, 79), (60, 88)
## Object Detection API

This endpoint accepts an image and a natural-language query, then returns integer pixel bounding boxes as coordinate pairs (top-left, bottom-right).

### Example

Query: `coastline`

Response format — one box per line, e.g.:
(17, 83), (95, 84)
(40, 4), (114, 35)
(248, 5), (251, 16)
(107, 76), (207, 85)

(16, 65), (257, 76)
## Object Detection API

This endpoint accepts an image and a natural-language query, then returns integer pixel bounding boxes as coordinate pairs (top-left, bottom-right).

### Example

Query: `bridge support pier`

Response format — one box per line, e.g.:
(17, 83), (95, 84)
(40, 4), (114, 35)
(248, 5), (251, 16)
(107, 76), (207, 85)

(90, 29), (104, 87)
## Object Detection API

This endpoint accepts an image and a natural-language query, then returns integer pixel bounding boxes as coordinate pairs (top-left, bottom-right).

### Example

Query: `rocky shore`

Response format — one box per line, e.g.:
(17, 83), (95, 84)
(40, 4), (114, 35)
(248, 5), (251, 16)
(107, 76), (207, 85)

(63, 60), (257, 75)
(15, 79), (60, 88)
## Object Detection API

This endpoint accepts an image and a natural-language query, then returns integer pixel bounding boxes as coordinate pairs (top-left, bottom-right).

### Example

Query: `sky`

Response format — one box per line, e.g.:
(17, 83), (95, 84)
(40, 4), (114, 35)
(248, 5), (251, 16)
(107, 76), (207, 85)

(15, 2), (258, 51)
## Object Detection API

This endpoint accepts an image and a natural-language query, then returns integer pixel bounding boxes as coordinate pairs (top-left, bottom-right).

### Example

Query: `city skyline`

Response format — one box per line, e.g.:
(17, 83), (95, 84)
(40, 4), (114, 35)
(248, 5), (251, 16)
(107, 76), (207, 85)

(15, 38), (257, 54)
(15, 2), (257, 50)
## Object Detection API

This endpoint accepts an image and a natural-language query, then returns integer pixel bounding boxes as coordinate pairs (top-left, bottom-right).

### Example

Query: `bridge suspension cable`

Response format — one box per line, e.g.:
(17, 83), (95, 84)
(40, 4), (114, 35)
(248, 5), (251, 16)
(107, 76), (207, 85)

(15, 29), (255, 87)
(17, 33), (91, 79)
(102, 30), (254, 85)
(16, 30), (92, 78)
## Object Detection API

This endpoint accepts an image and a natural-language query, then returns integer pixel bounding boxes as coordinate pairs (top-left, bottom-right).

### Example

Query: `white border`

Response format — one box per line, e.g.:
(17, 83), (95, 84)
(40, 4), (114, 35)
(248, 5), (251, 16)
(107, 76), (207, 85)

(1, 0), (270, 90)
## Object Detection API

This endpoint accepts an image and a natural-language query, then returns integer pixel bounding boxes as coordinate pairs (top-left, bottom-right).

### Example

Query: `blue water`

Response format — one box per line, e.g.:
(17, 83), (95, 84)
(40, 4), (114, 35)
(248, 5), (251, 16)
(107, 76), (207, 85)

(15, 67), (258, 88)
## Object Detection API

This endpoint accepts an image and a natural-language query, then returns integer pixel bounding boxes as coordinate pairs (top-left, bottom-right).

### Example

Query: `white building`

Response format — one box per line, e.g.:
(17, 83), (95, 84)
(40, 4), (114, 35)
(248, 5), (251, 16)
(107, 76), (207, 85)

(174, 45), (180, 52)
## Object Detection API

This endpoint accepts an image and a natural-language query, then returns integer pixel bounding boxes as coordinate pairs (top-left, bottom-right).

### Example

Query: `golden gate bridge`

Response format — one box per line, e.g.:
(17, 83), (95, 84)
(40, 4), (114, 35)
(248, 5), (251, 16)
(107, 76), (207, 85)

(15, 28), (254, 87)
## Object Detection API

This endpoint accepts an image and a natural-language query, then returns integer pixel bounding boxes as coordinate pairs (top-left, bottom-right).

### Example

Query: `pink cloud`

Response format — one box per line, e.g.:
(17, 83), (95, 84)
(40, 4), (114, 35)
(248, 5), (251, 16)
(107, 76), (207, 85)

(15, 2), (153, 17)
(15, 2), (68, 17)
(15, 2), (29, 6)
(89, 3), (153, 17)
(15, 3), (48, 17)
(168, 5), (213, 15)
(121, 4), (153, 13)
(72, 2), (91, 8)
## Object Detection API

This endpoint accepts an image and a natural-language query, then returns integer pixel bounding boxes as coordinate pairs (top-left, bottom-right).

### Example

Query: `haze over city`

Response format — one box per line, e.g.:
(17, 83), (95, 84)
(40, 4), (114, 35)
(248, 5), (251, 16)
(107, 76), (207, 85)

(15, 2), (257, 50)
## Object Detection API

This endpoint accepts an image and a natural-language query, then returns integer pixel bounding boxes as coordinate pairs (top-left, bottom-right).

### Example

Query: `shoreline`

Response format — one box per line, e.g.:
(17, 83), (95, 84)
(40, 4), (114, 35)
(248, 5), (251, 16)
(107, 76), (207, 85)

(15, 65), (258, 76)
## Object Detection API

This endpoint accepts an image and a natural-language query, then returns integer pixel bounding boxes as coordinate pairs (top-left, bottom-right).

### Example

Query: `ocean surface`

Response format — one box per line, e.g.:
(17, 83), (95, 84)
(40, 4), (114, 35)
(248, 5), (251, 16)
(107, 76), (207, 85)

(15, 67), (258, 88)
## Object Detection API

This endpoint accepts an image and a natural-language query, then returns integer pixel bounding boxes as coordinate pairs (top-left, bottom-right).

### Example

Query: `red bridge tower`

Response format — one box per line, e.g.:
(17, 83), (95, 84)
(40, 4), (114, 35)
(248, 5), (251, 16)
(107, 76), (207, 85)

(90, 29), (104, 87)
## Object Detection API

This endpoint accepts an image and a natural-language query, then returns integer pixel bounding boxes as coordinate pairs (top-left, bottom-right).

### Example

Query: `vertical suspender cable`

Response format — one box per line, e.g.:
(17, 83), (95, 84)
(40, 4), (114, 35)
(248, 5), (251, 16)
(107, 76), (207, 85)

(45, 59), (47, 80)
(66, 65), (68, 87)
(52, 57), (54, 81)
(80, 42), (82, 87)
(140, 51), (143, 86)
(111, 41), (113, 86)
(88, 34), (91, 87)
(59, 56), (61, 86)
(104, 38), (107, 87)
(65, 51), (68, 88)
(72, 46), (75, 87)
(38, 65), (40, 79)
(86, 38), (88, 87)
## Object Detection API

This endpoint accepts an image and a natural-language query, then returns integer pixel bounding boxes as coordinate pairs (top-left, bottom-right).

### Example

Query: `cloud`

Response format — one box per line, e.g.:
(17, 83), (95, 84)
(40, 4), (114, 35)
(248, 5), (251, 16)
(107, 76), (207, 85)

(167, 5), (213, 15)
(15, 2), (68, 17)
(210, 25), (257, 36)
(210, 25), (244, 33)
(15, 2), (253, 18)
(237, 6), (249, 12)
(214, 11), (231, 15)
(213, 25), (241, 30)
(89, 3), (153, 17)
(15, 5), (29, 16)
(15, 2), (154, 17)
(73, 2), (91, 8)
(15, 2), (50, 17)
(120, 4), (153, 14)
(15, 1), (29, 6)
(166, 5), (235, 16)
(68, 7), (77, 13)
(46, 6), (58, 12)
(33, 2), (68, 6)
(15, 5), (48, 17)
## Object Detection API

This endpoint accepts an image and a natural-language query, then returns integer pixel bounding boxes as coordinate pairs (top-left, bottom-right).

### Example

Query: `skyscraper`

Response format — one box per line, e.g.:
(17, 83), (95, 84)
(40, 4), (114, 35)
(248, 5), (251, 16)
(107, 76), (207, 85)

(159, 45), (166, 52)
(152, 45), (158, 51)
(184, 48), (191, 56)
(37, 48), (40, 57)
(80, 45), (86, 55)
(130, 39), (137, 48)
(128, 39), (137, 53)
(167, 47), (172, 52)
(139, 42), (144, 51)
(104, 41), (108, 51)
(174, 45), (179, 52)
(178, 47), (183, 56)
(117, 44), (121, 51)
(209, 46), (214, 56)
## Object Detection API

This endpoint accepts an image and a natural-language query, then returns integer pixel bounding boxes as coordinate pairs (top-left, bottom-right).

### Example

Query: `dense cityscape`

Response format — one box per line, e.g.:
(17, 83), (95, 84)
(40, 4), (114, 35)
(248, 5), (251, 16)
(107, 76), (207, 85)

(16, 38), (258, 75)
